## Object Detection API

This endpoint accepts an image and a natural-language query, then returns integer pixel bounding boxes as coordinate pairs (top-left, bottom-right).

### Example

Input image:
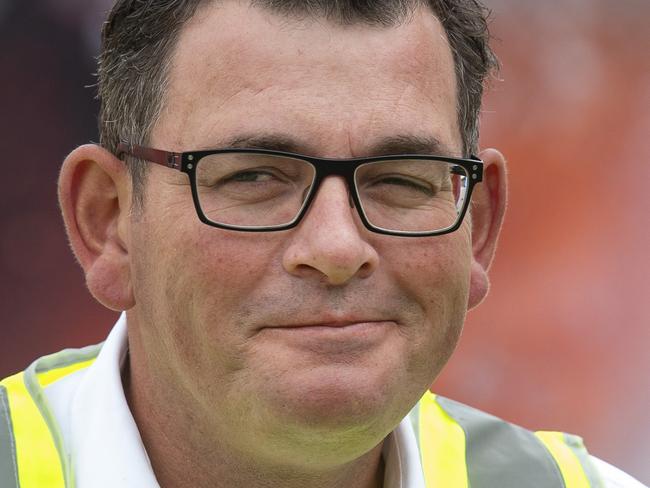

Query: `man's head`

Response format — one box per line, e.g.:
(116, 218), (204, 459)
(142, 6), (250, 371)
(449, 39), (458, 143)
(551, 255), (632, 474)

(58, 0), (506, 478)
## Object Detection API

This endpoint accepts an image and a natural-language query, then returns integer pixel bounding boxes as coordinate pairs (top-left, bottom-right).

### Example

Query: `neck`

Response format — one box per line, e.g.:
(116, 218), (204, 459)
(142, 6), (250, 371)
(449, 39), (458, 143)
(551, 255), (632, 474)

(122, 352), (386, 488)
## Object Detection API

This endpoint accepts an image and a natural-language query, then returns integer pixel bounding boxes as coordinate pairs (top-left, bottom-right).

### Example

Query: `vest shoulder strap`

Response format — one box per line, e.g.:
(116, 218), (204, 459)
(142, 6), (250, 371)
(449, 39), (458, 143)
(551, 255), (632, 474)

(414, 392), (604, 488)
(0, 344), (102, 488)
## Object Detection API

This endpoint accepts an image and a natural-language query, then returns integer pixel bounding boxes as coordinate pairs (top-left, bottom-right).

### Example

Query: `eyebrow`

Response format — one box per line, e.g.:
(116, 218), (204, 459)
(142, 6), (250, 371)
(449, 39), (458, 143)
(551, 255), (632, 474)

(370, 135), (455, 157)
(209, 132), (456, 158)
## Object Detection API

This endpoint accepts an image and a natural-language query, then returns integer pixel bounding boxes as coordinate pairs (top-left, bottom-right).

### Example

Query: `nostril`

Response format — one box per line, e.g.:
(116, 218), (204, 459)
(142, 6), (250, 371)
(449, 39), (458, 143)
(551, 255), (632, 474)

(356, 261), (374, 278)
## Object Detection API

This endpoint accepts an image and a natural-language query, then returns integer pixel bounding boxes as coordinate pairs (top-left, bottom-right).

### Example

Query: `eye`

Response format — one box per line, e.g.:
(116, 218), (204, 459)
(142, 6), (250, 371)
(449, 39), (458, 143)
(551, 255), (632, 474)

(224, 169), (278, 183)
(370, 175), (434, 197)
(211, 166), (292, 188)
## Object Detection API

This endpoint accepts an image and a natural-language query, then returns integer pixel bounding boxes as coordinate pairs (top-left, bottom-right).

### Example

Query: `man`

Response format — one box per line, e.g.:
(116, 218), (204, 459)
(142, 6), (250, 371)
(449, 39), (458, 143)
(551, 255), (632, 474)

(0, 1), (645, 487)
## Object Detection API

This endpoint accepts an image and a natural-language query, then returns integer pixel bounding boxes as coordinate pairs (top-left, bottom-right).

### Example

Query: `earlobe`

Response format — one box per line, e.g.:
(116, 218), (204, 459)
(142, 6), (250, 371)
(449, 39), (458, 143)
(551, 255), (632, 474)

(467, 148), (508, 310)
(58, 144), (136, 311)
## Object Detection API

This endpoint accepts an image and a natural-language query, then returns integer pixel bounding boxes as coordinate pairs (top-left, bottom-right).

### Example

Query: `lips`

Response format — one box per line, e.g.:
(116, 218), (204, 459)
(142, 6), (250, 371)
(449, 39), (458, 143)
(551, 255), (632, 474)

(256, 319), (396, 356)
(262, 319), (391, 329)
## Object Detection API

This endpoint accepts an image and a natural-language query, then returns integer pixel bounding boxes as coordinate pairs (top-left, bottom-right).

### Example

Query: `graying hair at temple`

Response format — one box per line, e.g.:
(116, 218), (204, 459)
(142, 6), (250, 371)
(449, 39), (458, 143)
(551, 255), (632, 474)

(97, 0), (498, 207)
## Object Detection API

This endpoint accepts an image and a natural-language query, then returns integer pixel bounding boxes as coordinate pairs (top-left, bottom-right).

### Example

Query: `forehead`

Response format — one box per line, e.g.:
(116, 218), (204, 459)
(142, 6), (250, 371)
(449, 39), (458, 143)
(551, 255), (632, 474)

(153, 1), (460, 156)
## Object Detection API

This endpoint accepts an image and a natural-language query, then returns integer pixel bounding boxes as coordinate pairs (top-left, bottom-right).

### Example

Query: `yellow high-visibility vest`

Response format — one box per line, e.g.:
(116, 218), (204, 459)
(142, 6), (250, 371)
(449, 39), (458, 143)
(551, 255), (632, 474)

(0, 346), (603, 488)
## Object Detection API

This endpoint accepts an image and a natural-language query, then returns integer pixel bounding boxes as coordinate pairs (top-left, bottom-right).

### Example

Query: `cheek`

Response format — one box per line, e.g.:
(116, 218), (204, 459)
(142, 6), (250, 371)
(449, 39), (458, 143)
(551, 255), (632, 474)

(134, 181), (277, 308)
(135, 207), (285, 347)
(380, 234), (471, 376)
(190, 228), (283, 305)
(129, 219), (275, 401)
(386, 233), (471, 306)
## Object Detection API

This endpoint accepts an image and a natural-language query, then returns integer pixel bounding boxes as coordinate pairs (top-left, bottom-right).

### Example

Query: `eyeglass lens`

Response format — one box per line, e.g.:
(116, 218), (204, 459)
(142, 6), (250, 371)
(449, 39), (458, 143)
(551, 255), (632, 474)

(194, 153), (469, 232)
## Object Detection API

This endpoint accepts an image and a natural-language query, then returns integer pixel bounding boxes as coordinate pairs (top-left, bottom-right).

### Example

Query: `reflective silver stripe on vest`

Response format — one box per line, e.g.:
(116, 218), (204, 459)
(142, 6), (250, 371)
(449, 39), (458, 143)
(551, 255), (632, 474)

(563, 433), (604, 488)
(436, 396), (566, 488)
(24, 344), (102, 488)
(0, 385), (20, 488)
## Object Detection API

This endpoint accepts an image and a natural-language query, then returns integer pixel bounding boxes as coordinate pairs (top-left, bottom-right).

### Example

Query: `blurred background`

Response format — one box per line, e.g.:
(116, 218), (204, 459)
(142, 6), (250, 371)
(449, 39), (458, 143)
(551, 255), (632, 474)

(1, 0), (648, 483)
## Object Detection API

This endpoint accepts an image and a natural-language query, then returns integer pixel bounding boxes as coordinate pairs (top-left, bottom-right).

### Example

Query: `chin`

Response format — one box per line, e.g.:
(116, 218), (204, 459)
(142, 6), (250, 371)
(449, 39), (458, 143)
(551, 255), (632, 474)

(259, 366), (402, 435)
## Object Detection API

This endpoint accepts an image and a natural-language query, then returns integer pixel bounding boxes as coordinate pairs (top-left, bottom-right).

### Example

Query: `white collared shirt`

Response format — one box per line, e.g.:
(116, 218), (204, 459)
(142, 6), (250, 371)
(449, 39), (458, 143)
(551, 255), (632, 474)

(43, 313), (646, 488)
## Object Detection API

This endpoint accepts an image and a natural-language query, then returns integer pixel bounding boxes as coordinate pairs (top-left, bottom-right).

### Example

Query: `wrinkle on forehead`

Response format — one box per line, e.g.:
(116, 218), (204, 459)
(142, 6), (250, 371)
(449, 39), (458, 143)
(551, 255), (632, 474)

(154, 1), (460, 155)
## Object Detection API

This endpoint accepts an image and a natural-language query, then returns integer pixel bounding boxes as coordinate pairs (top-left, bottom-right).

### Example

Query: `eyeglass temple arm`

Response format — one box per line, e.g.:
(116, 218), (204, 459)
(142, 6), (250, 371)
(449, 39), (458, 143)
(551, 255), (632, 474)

(116, 143), (183, 170)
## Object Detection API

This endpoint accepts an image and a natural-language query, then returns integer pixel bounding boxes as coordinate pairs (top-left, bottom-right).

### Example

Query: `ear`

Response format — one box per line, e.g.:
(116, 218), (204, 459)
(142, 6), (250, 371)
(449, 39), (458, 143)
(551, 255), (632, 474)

(467, 148), (507, 310)
(58, 144), (136, 311)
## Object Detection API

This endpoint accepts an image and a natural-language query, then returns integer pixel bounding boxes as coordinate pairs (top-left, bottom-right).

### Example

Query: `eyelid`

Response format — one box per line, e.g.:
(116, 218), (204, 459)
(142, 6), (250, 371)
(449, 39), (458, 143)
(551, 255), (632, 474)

(362, 172), (435, 193)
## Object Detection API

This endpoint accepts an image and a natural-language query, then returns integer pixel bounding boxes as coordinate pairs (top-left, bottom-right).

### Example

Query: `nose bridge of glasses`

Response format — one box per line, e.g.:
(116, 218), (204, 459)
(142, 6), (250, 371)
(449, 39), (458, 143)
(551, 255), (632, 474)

(298, 175), (364, 238)
(308, 173), (357, 216)
(308, 157), (364, 207)
(308, 173), (356, 213)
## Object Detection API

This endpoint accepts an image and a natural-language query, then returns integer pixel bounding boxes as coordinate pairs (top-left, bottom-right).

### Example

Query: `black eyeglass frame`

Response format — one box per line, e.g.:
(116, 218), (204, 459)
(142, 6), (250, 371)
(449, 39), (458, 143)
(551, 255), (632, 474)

(117, 142), (483, 237)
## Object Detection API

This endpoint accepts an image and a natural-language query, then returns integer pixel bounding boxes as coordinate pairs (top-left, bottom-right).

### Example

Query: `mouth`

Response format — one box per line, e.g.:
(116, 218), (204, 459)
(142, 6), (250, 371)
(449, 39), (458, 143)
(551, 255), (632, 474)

(258, 320), (396, 353)
(262, 317), (396, 330)
(267, 320), (384, 329)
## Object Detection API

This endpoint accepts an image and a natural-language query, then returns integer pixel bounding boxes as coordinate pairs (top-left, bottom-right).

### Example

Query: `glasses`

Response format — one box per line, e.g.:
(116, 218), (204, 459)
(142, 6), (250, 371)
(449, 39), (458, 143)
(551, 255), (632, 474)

(117, 143), (483, 237)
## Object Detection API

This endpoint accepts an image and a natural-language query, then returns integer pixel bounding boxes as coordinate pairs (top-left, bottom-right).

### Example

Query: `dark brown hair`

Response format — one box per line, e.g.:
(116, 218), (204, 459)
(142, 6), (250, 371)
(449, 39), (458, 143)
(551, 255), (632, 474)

(98, 0), (498, 205)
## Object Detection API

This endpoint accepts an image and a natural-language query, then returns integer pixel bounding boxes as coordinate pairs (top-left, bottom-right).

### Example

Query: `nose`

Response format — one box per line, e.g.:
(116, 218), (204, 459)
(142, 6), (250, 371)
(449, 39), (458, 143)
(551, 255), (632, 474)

(282, 177), (379, 286)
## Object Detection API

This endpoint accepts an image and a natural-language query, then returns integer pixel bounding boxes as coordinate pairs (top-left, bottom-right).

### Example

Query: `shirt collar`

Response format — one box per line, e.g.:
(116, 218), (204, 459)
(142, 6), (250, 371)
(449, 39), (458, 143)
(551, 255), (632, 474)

(68, 313), (159, 487)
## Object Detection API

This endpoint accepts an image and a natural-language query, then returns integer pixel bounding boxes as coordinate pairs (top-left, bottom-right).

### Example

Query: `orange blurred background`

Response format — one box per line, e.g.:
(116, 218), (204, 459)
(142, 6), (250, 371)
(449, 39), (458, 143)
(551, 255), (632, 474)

(1, 0), (648, 483)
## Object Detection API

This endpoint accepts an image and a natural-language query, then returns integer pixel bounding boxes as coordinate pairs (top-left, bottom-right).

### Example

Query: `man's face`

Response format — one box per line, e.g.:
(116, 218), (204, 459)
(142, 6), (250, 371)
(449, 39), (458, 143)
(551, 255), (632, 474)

(129, 2), (471, 462)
